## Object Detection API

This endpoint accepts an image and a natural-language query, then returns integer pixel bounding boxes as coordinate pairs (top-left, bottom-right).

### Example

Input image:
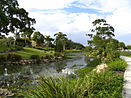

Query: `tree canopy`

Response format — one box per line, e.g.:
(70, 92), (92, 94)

(87, 19), (121, 62)
(0, 0), (35, 36)
(54, 32), (68, 52)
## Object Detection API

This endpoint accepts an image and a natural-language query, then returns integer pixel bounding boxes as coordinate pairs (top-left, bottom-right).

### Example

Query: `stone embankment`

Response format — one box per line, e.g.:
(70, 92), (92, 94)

(1, 56), (63, 66)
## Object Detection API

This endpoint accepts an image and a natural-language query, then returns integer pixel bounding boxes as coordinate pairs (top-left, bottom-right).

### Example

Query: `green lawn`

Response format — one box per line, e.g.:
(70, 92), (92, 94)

(120, 51), (131, 57)
(13, 47), (54, 59)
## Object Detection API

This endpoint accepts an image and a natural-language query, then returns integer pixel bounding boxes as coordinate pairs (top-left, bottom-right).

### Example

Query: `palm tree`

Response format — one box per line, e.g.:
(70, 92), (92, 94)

(54, 32), (68, 52)
(44, 35), (54, 48)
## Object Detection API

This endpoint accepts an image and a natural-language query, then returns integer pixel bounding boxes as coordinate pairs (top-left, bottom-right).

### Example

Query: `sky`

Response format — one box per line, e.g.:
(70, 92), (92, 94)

(18, 0), (131, 45)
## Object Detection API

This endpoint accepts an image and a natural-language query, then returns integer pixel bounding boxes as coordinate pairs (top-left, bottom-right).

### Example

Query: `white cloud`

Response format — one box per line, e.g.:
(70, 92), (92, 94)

(29, 10), (100, 35)
(18, 0), (76, 10)
(106, 7), (131, 35)
(17, 0), (131, 44)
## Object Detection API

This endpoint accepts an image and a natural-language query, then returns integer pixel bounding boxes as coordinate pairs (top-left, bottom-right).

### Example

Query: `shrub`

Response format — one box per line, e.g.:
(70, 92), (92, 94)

(82, 71), (124, 98)
(15, 46), (24, 51)
(44, 55), (53, 59)
(54, 52), (62, 57)
(7, 53), (22, 62)
(30, 55), (40, 59)
(22, 71), (124, 98)
(0, 54), (7, 64)
(120, 51), (131, 57)
(108, 58), (127, 72)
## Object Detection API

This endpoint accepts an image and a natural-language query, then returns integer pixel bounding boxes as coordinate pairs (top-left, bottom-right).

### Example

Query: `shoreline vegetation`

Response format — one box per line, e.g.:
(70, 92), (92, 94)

(0, 47), (82, 66)
(21, 58), (127, 98)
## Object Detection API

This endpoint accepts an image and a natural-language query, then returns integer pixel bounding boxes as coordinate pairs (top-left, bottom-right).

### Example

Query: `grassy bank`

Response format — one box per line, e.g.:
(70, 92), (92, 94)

(120, 51), (131, 57)
(21, 58), (127, 98)
(1, 47), (81, 59)
(15, 47), (54, 59)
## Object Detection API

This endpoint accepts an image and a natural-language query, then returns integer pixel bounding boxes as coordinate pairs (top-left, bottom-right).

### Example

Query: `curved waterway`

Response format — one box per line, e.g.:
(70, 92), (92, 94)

(0, 52), (87, 86)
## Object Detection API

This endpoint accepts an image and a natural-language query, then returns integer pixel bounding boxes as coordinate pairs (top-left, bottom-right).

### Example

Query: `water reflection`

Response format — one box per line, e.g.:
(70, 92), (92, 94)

(0, 53), (87, 86)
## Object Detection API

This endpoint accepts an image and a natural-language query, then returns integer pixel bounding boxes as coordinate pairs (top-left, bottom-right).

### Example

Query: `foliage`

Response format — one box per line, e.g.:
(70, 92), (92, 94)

(15, 47), (54, 59)
(22, 71), (124, 98)
(120, 51), (131, 57)
(44, 35), (54, 48)
(118, 42), (126, 50)
(55, 39), (64, 52)
(65, 40), (85, 50)
(126, 45), (131, 49)
(54, 32), (67, 52)
(16, 38), (31, 47)
(0, 54), (7, 64)
(87, 19), (121, 62)
(30, 55), (40, 59)
(0, 0), (35, 36)
(22, 77), (83, 98)
(84, 46), (92, 52)
(32, 31), (45, 46)
(7, 53), (22, 62)
(0, 38), (23, 52)
(108, 58), (127, 72)
(83, 71), (123, 98)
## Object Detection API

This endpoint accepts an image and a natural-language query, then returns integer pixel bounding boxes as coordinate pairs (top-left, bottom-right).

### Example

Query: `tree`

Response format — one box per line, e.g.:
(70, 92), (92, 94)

(0, 0), (35, 44)
(54, 32), (67, 52)
(87, 19), (119, 62)
(32, 31), (45, 46)
(126, 45), (131, 50)
(44, 35), (54, 48)
(118, 42), (126, 50)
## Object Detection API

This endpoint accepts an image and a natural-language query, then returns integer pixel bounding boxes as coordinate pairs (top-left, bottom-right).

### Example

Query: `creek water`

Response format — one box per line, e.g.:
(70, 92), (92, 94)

(0, 52), (87, 86)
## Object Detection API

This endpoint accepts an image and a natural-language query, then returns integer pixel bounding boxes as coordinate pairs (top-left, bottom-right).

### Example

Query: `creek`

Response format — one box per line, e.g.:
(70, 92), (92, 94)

(0, 52), (87, 87)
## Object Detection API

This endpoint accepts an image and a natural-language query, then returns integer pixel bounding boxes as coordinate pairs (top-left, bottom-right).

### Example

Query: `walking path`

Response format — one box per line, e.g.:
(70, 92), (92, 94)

(122, 56), (131, 98)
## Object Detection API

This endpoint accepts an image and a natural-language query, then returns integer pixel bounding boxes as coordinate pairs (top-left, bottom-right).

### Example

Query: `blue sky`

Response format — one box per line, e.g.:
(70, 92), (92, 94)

(18, 0), (131, 45)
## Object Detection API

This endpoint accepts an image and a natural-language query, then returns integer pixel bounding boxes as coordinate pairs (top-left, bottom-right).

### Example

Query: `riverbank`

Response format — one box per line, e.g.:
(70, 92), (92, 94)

(0, 47), (82, 66)
(20, 58), (127, 98)
(0, 52), (86, 97)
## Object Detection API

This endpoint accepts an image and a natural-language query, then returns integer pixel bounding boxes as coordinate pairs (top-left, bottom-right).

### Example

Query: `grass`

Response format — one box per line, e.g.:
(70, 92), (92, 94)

(108, 58), (127, 72)
(120, 51), (131, 57)
(21, 58), (127, 98)
(0, 47), (54, 59)
(15, 47), (54, 59)
(76, 58), (101, 77)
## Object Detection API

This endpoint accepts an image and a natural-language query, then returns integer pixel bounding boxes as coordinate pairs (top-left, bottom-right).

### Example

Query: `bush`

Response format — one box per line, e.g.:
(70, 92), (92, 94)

(7, 53), (22, 62)
(30, 55), (40, 59)
(44, 55), (53, 59)
(54, 52), (60, 57)
(82, 71), (124, 98)
(15, 46), (24, 51)
(0, 54), (7, 64)
(120, 51), (131, 57)
(108, 58), (127, 72)
(22, 71), (124, 98)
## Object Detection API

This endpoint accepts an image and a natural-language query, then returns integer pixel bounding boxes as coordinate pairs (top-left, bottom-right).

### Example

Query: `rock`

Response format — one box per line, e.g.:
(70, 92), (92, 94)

(0, 88), (14, 97)
(93, 64), (107, 73)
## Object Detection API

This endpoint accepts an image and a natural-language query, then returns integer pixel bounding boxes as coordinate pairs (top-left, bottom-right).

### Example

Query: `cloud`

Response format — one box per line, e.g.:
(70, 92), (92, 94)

(18, 0), (76, 10)
(29, 10), (100, 35)
(106, 7), (131, 35)
(17, 0), (131, 45)
(75, 0), (131, 12)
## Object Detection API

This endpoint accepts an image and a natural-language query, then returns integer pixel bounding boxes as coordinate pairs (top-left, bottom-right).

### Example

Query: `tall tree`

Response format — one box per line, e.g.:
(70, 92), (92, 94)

(0, 0), (35, 40)
(32, 31), (45, 46)
(54, 32), (67, 52)
(44, 35), (54, 48)
(87, 19), (119, 62)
